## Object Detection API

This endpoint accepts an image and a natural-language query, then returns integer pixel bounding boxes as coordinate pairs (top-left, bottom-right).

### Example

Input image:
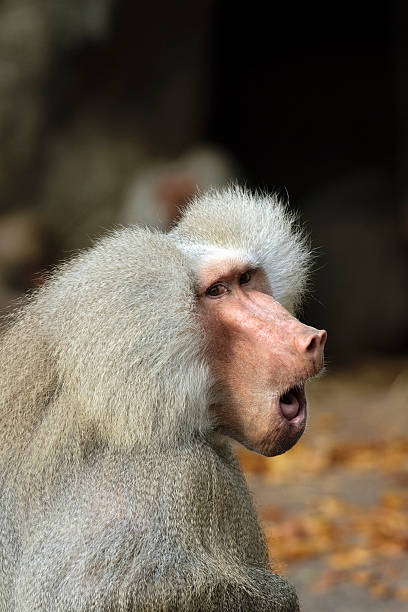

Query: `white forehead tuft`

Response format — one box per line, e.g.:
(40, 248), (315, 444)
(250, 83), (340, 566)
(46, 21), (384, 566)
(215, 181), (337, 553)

(174, 242), (258, 272)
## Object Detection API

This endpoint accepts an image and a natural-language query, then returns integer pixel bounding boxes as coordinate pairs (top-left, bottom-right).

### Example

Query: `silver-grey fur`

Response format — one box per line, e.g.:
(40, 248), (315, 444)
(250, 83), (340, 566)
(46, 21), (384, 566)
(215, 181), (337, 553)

(0, 186), (309, 611)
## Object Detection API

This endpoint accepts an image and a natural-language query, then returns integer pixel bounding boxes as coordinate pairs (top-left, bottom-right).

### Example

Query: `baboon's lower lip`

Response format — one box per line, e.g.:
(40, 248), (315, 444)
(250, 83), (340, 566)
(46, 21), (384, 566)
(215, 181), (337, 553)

(279, 385), (306, 422)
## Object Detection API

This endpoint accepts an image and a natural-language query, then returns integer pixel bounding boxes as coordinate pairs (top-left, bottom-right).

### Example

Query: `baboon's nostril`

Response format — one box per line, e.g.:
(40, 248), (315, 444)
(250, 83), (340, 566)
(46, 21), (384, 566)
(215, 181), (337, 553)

(299, 329), (327, 355)
(306, 336), (317, 352)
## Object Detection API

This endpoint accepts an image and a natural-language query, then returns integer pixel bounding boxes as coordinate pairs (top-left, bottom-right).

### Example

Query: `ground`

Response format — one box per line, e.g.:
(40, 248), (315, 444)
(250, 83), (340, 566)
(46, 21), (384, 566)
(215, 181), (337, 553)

(238, 357), (408, 611)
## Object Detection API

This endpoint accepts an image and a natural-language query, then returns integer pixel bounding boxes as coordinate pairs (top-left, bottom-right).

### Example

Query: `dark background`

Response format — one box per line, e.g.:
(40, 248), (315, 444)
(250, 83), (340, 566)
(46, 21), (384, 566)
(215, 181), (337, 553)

(212, 2), (394, 193)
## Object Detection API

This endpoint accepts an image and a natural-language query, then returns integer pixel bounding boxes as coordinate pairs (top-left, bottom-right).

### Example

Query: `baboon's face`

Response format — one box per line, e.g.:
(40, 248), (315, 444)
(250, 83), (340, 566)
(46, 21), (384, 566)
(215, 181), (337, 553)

(197, 261), (326, 456)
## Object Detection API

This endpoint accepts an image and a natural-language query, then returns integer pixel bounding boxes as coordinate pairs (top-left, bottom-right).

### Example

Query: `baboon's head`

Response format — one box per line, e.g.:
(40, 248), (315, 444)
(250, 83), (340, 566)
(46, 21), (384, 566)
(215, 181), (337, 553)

(25, 187), (325, 456)
(171, 187), (326, 456)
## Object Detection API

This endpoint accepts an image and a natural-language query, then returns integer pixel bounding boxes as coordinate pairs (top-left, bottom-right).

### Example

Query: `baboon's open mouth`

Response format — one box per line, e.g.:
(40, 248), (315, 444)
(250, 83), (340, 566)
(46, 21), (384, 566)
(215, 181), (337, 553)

(279, 384), (306, 423)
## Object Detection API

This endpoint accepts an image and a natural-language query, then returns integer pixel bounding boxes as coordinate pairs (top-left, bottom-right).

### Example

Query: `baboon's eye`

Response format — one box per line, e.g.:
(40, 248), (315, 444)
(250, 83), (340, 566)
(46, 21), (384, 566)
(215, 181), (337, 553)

(206, 283), (228, 298)
(239, 271), (251, 285)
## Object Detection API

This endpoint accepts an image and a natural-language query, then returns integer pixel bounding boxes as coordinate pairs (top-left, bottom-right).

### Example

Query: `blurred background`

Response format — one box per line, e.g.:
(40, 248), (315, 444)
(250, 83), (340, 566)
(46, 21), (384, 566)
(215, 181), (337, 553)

(0, 1), (407, 609)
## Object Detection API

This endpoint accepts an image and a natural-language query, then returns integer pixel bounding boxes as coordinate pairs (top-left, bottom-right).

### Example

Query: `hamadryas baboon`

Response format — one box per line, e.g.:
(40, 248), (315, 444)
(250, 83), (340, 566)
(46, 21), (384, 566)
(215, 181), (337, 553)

(0, 186), (326, 611)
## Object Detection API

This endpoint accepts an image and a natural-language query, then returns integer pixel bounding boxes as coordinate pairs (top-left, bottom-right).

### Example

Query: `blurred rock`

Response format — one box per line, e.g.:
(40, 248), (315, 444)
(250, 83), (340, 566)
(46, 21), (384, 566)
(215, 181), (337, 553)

(40, 116), (146, 251)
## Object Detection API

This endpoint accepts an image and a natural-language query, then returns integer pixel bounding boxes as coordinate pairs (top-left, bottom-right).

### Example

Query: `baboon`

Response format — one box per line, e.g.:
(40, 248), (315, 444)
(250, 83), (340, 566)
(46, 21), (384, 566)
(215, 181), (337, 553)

(121, 146), (235, 230)
(0, 187), (326, 611)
